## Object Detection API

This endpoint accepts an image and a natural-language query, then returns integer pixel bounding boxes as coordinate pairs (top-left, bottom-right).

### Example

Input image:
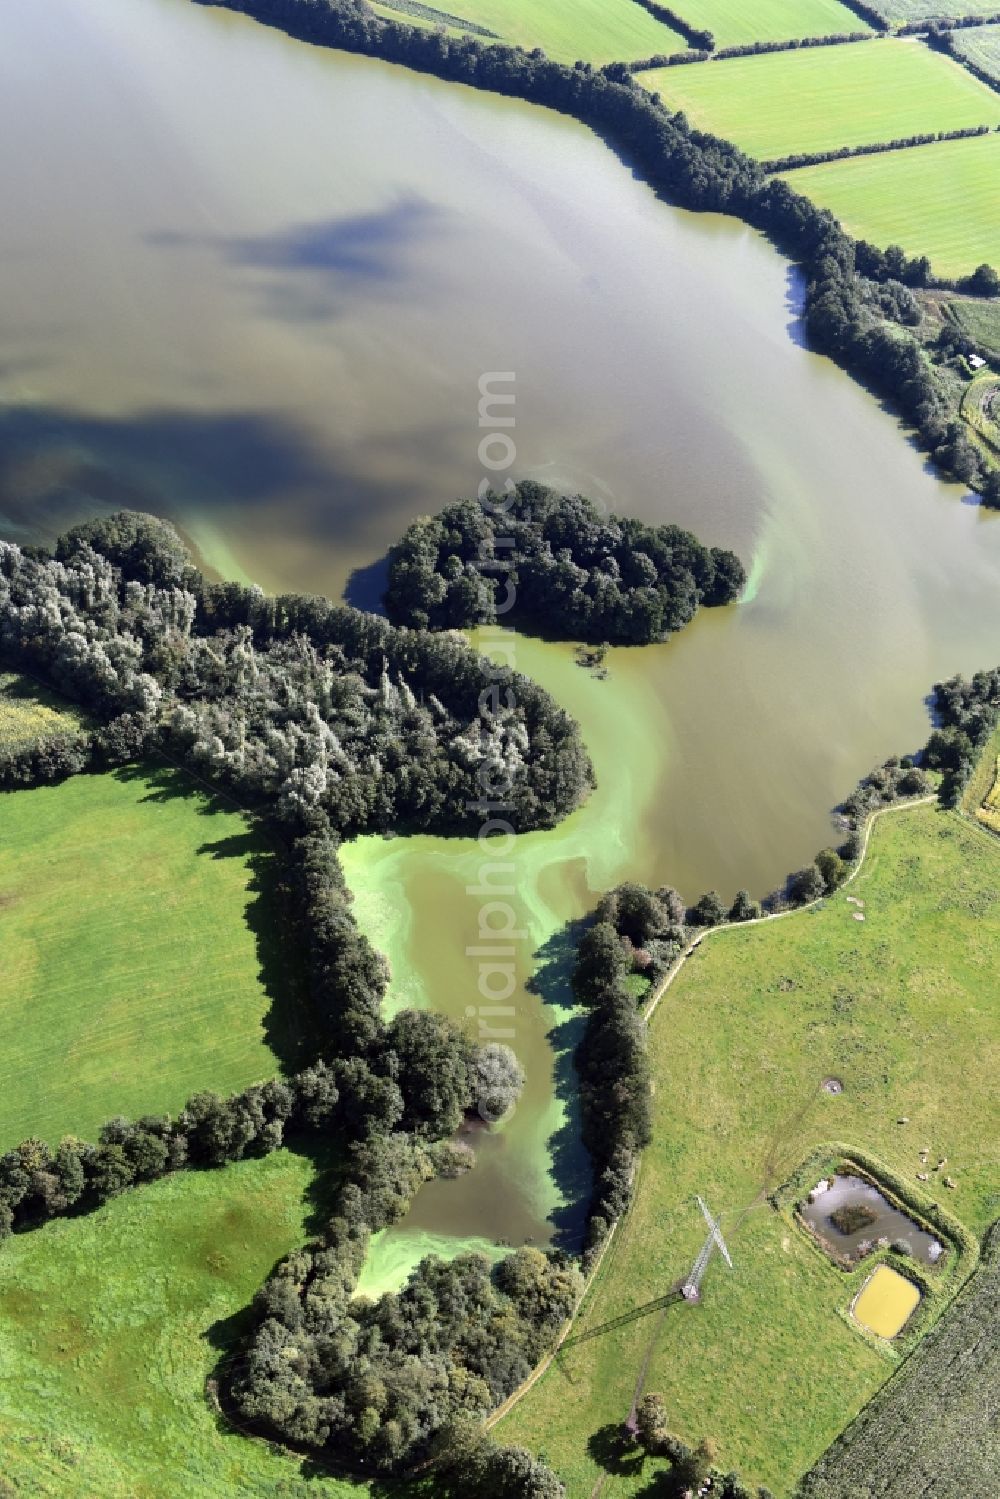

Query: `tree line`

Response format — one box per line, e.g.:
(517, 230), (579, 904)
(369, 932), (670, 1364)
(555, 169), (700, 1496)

(3, 521), (996, 1486)
(929, 24), (1000, 98)
(384, 482), (745, 645)
(193, 0), (1000, 504)
(631, 0), (714, 52)
(0, 510), (575, 1490)
(0, 512), (592, 836)
(764, 123), (993, 175)
(0, 725), (92, 789)
(904, 11), (1000, 38)
(836, 0), (887, 30)
(626, 28), (879, 74)
(567, 665), (999, 1266)
(714, 30), (874, 60)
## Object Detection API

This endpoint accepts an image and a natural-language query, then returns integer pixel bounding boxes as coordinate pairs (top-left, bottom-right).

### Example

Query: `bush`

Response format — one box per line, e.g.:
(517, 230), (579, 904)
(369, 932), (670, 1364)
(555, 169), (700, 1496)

(688, 890), (727, 927)
(0, 731), (91, 789)
(829, 1203), (877, 1235)
(471, 1042), (526, 1123)
(815, 848), (847, 893)
(788, 864), (826, 905)
(729, 889), (761, 922)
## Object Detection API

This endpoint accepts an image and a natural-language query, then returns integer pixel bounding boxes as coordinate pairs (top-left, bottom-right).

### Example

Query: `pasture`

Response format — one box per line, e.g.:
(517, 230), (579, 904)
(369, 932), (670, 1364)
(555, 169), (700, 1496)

(0, 765), (306, 1149)
(870, 0), (1000, 22)
(663, 0), (874, 47)
(638, 40), (1000, 159)
(503, 804), (999, 1494)
(0, 671), (87, 750)
(802, 1226), (1000, 1498)
(976, 755), (1000, 833)
(376, 0), (686, 64)
(0, 1150), (359, 1499)
(370, 3), (472, 39)
(778, 132), (1000, 277)
(954, 21), (1000, 84)
(947, 294), (1000, 353)
(960, 370), (1000, 461)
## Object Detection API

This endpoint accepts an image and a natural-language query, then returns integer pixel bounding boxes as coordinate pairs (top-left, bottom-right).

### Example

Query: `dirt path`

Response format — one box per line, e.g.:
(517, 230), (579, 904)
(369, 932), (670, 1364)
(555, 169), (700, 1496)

(491, 794), (938, 1437)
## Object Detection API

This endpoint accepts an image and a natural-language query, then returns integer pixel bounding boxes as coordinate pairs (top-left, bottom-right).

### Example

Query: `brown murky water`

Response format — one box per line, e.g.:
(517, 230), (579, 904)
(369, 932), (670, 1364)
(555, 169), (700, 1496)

(3, 0), (1000, 1272)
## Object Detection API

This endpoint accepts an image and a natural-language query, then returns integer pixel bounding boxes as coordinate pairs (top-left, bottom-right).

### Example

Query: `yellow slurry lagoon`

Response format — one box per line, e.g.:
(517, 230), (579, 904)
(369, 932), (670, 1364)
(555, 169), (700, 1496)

(852, 1265), (921, 1338)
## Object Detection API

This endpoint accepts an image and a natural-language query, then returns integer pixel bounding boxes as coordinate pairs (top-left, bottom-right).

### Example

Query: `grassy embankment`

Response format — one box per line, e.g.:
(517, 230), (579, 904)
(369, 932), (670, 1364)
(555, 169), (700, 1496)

(504, 802), (999, 1495)
(638, 40), (1000, 160)
(370, 0), (685, 64)
(0, 765), (309, 1147)
(0, 1149), (361, 1499)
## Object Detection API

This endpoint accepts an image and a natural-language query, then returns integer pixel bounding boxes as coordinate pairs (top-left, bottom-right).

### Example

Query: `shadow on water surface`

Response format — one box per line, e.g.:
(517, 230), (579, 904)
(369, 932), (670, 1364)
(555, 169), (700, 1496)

(783, 261), (809, 351)
(150, 198), (447, 322)
(344, 553), (390, 612)
(0, 400), (415, 563)
(528, 915), (593, 1252)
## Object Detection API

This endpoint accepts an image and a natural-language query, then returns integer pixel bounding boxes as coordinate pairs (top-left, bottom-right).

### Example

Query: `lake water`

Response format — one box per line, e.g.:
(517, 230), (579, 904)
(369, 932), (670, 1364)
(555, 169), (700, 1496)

(3, 0), (1000, 1277)
(801, 1174), (942, 1265)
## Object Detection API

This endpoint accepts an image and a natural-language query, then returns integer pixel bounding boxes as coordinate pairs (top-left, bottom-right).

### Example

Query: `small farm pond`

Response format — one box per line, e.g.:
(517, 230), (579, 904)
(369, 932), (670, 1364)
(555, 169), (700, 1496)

(801, 1173), (943, 1265)
(852, 1265), (922, 1339)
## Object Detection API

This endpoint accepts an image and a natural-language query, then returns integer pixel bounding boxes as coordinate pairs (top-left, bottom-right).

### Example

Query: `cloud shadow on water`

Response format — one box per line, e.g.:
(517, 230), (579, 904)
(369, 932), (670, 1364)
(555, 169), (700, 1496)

(0, 400), (463, 597)
(149, 197), (450, 322)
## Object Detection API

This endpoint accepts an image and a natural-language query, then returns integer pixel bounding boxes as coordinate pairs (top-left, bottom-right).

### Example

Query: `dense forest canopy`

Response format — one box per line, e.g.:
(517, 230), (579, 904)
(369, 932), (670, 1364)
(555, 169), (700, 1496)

(0, 510), (586, 1485)
(6, 0), (1000, 1457)
(0, 512), (593, 832)
(384, 482), (746, 644)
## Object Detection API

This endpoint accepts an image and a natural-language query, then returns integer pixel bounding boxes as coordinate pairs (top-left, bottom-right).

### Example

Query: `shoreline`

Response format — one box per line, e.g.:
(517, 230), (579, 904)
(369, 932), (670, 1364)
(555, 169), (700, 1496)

(489, 792), (939, 1433)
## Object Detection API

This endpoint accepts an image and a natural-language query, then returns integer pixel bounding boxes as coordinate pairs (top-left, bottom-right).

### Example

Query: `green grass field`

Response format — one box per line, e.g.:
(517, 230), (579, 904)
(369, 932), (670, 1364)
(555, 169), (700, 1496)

(954, 21), (1000, 84)
(639, 40), (1000, 159)
(977, 755), (1000, 839)
(0, 1149), (361, 1499)
(377, 0), (686, 64)
(802, 1226), (1000, 1498)
(871, 0), (1000, 21)
(948, 294), (1000, 353)
(0, 765), (307, 1149)
(778, 132), (1000, 277)
(504, 804), (1000, 1495)
(665, 0), (874, 47)
(0, 672), (87, 750)
(370, 0), (490, 40)
(960, 369), (1000, 461)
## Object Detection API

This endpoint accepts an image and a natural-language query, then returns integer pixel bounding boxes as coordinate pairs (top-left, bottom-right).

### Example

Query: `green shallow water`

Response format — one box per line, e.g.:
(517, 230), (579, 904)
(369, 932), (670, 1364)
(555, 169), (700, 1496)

(341, 631), (673, 1273)
(4, 0), (1000, 1282)
(355, 1227), (508, 1299)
